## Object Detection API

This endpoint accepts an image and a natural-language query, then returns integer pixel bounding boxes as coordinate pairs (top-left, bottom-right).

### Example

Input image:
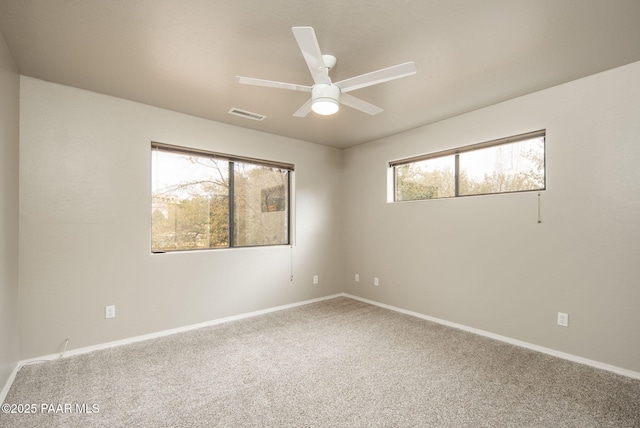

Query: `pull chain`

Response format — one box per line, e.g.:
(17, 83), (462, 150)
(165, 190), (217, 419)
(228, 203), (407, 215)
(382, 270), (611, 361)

(537, 192), (542, 224)
(290, 245), (294, 282)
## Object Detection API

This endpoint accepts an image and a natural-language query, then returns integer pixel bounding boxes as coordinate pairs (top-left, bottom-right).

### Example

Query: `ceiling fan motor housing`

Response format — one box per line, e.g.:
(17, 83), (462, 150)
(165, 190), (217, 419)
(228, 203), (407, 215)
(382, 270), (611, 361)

(312, 83), (340, 102)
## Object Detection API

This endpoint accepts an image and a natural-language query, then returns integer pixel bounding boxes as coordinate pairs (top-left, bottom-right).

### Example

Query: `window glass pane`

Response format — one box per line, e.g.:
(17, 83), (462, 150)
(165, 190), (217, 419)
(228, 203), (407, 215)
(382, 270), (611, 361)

(152, 150), (229, 251)
(458, 137), (545, 196)
(234, 163), (289, 246)
(395, 155), (455, 201)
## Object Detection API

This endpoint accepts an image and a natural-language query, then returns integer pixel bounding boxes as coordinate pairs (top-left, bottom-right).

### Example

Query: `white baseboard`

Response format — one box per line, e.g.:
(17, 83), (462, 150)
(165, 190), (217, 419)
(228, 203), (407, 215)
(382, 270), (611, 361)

(1, 362), (21, 405)
(344, 293), (640, 381)
(19, 293), (344, 366)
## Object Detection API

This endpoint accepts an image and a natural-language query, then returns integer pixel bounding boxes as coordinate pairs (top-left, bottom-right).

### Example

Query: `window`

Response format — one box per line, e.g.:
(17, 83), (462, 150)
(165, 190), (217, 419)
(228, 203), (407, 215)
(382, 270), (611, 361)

(151, 143), (293, 252)
(391, 130), (545, 201)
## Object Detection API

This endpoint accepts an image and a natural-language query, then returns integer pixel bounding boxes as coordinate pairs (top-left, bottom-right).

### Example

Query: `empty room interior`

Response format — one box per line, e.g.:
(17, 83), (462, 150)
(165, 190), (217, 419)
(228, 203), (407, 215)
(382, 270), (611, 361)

(1, 1), (639, 426)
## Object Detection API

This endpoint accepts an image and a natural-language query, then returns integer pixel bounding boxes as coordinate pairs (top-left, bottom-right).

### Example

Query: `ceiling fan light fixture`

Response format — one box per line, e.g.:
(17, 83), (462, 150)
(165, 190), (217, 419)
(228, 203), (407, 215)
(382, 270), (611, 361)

(311, 84), (340, 115)
(312, 98), (339, 115)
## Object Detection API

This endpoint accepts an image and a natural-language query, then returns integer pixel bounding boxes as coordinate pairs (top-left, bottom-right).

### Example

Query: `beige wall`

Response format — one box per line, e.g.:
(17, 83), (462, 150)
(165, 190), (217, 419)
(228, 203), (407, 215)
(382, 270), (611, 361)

(14, 61), (640, 374)
(19, 77), (345, 358)
(0, 32), (20, 392)
(343, 61), (640, 373)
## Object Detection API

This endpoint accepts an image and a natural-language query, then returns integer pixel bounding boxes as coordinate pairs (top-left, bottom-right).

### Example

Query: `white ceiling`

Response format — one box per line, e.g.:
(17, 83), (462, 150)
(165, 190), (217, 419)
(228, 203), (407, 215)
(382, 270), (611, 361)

(1, 0), (639, 149)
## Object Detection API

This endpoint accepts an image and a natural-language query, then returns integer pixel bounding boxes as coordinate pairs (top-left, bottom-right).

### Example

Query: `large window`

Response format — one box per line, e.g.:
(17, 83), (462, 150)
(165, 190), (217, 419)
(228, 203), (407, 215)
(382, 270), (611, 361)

(391, 130), (545, 201)
(151, 143), (292, 252)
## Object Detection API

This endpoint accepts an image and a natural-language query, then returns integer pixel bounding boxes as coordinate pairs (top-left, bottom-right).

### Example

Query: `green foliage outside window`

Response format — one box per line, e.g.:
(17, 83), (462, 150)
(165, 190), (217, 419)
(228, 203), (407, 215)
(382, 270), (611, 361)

(394, 132), (545, 201)
(152, 146), (290, 252)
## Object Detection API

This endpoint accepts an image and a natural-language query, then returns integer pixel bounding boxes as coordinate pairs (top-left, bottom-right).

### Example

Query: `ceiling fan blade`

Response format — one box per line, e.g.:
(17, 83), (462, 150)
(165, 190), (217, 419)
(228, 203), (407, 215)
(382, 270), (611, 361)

(237, 76), (312, 92)
(293, 99), (313, 117)
(292, 27), (331, 85)
(335, 62), (417, 93)
(340, 93), (384, 116)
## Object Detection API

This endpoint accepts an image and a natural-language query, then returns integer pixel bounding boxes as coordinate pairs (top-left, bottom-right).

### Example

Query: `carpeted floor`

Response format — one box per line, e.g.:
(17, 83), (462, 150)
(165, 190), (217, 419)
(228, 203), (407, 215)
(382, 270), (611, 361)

(1, 297), (639, 427)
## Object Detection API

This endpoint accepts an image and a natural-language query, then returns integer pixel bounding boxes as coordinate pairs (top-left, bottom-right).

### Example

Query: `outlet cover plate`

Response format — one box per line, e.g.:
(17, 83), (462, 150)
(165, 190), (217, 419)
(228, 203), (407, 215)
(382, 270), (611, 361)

(557, 312), (569, 327)
(106, 305), (116, 319)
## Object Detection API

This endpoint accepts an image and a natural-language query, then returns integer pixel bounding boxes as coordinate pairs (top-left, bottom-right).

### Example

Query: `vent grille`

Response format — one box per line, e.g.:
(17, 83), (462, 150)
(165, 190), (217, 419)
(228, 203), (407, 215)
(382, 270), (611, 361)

(228, 108), (266, 121)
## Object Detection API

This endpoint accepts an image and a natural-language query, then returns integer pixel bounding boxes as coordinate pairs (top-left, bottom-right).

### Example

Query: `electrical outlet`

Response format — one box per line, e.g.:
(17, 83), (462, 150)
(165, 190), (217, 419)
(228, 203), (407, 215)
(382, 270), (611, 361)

(557, 312), (569, 327)
(105, 305), (116, 319)
(313, 275), (319, 285)
(374, 277), (379, 286)
(355, 274), (360, 282)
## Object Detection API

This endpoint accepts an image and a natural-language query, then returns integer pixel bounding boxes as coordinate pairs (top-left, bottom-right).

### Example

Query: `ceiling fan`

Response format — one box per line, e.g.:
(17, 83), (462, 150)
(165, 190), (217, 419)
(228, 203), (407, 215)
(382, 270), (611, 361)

(236, 26), (417, 117)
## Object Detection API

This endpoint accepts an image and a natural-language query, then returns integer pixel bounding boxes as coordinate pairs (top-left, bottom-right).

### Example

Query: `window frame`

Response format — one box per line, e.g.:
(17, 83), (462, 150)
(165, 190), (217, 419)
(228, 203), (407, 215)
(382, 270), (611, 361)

(151, 142), (294, 253)
(389, 130), (546, 202)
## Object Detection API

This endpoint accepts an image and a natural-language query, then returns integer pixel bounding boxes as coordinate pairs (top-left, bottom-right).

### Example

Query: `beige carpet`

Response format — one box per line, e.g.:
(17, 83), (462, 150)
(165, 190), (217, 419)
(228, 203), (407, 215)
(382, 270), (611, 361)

(1, 297), (639, 427)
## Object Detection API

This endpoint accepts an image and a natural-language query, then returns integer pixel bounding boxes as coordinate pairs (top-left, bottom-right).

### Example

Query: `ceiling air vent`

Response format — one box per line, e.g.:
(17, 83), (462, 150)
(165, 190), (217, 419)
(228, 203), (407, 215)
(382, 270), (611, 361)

(228, 108), (266, 121)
